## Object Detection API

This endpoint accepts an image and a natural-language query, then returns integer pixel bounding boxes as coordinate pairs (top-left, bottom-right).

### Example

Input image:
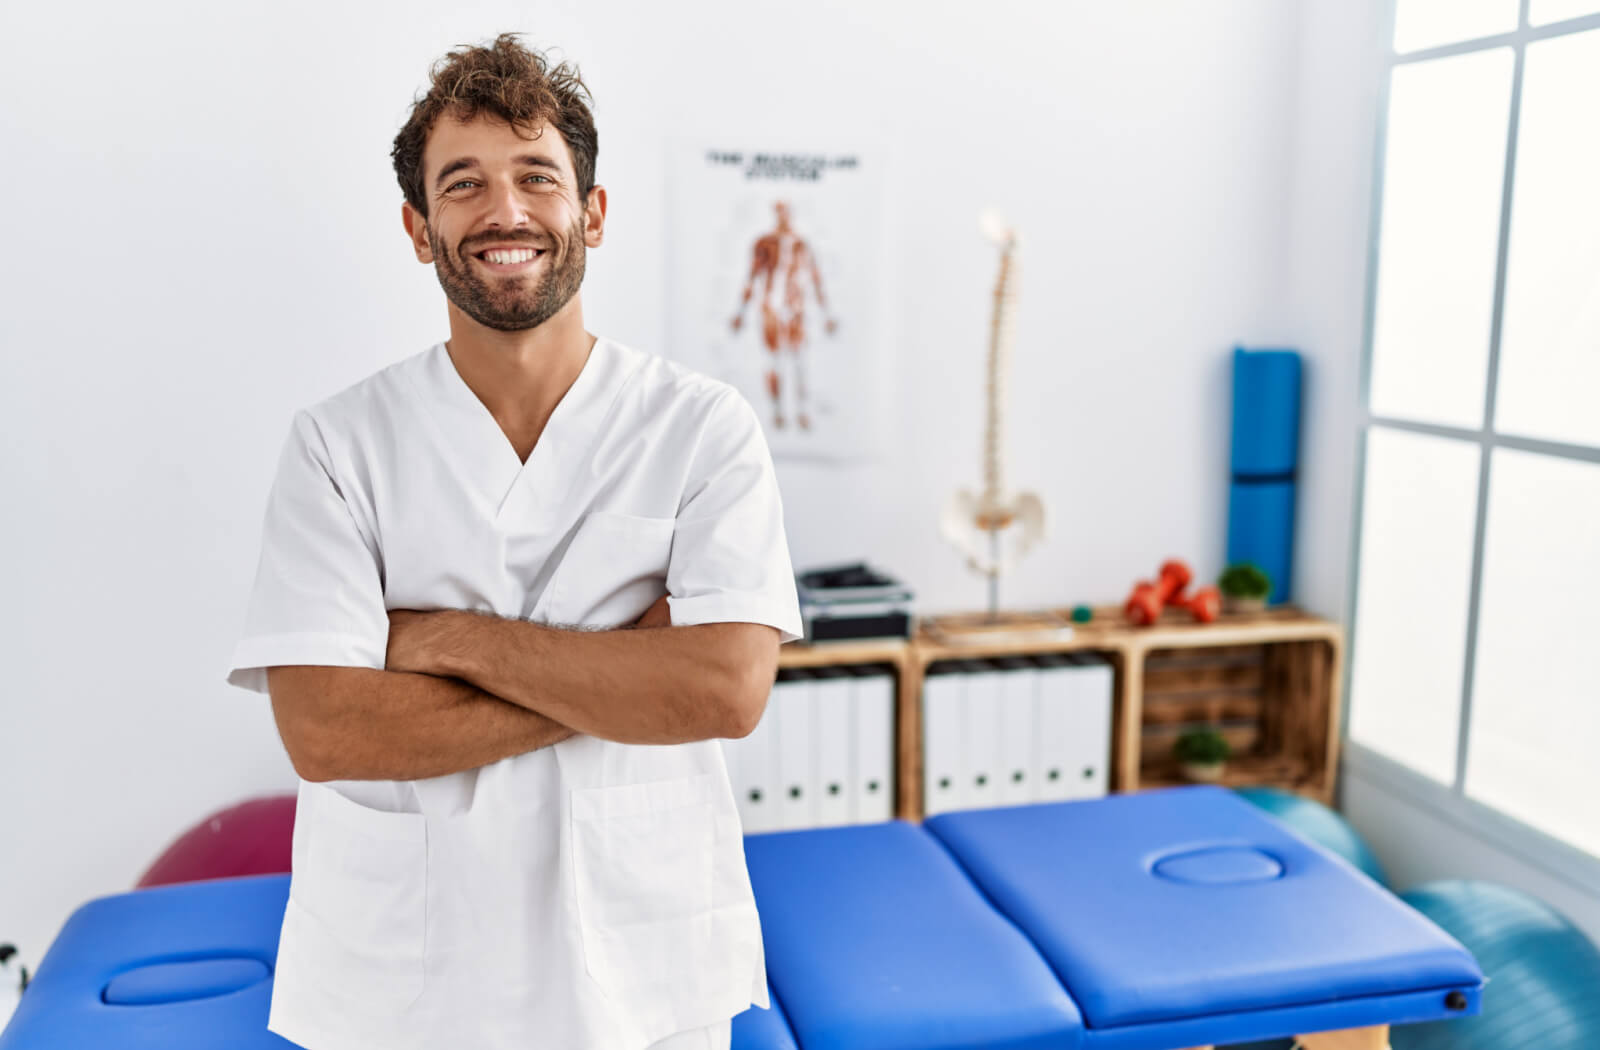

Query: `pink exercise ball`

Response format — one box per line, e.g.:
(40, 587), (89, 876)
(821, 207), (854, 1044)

(136, 794), (297, 888)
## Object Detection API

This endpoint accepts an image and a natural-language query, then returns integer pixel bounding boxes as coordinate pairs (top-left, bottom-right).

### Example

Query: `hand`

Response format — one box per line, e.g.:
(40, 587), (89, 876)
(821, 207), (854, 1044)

(386, 609), (448, 675)
(632, 594), (672, 629)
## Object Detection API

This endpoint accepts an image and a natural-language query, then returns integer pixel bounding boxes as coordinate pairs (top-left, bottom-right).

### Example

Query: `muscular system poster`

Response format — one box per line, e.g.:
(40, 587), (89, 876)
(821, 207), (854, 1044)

(666, 145), (884, 462)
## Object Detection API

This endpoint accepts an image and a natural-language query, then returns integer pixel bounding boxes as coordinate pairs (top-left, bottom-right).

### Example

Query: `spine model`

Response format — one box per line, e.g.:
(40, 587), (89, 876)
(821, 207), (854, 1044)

(938, 208), (1046, 611)
(981, 231), (1018, 526)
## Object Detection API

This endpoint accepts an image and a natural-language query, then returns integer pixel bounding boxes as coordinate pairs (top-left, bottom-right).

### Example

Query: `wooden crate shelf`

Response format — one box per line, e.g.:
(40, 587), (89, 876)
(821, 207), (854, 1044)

(1137, 753), (1320, 794)
(778, 604), (1344, 820)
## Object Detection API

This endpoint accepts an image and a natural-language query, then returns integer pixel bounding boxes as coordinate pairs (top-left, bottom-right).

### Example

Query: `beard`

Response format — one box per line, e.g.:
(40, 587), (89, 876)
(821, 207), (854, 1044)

(428, 217), (587, 332)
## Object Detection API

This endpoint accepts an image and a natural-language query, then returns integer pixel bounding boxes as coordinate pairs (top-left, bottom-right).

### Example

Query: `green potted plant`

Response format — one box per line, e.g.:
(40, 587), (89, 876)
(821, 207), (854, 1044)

(1173, 727), (1231, 783)
(1218, 562), (1272, 614)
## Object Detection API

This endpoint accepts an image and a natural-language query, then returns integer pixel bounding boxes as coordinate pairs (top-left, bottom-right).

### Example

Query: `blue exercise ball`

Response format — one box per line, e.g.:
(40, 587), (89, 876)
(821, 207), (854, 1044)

(1393, 880), (1600, 1050)
(1233, 786), (1389, 886)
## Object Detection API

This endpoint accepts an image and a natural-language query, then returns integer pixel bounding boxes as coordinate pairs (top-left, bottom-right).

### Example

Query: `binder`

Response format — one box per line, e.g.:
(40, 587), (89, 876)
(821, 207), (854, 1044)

(810, 667), (855, 827)
(1067, 653), (1114, 800)
(733, 674), (783, 832)
(850, 664), (895, 823)
(960, 659), (1003, 810)
(776, 668), (817, 829)
(921, 662), (966, 816)
(1033, 654), (1076, 803)
(995, 657), (1039, 806)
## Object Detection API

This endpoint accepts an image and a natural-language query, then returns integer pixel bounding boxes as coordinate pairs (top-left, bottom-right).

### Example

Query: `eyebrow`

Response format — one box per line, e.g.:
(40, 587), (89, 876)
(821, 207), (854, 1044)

(433, 154), (565, 190)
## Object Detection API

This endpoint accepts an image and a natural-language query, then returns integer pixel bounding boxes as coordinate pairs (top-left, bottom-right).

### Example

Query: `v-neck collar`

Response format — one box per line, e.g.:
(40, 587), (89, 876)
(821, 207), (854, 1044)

(403, 337), (633, 524)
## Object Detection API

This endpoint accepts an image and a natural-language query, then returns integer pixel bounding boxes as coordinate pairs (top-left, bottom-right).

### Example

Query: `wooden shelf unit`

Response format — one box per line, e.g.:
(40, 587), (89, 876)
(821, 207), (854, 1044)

(776, 605), (1344, 820)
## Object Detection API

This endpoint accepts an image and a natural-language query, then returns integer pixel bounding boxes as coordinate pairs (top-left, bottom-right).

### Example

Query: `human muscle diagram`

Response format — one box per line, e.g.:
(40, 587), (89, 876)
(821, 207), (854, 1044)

(730, 201), (839, 431)
(667, 146), (882, 461)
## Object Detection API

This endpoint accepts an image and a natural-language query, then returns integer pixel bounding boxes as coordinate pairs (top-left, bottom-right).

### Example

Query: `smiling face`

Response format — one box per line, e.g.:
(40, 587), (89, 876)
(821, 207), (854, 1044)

(405, 111), (605, 332)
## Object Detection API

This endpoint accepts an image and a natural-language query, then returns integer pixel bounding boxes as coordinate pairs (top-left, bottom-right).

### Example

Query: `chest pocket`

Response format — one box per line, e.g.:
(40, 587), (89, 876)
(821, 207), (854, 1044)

(531, 511), (675, 627)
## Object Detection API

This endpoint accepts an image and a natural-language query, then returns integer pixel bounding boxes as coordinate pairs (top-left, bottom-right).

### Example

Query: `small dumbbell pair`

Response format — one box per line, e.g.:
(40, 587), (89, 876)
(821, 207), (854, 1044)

(1124, 560), (1221, 626)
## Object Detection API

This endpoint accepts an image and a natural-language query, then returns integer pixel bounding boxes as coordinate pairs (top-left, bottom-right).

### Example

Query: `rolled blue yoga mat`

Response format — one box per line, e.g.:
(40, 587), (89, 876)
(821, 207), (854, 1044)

(1228, 348), (1301, 605)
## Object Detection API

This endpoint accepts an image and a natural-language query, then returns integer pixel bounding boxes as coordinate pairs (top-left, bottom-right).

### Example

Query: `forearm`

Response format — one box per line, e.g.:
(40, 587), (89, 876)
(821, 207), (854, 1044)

(268, 665), (575, 783)
(426, 613), (772, 745)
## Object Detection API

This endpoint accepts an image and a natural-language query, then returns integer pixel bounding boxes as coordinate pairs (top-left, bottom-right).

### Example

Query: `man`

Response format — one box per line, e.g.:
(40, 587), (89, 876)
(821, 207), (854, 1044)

(730, 200), (838, 431)
(227, 33), (801, 1050)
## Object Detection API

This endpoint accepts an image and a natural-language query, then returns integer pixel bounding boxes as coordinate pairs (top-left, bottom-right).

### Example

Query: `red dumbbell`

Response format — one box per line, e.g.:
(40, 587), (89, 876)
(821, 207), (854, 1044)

(1124, 561), (1191, 626)
(1124, 560), (1221, 626)
(1172, 584), (1222, 624)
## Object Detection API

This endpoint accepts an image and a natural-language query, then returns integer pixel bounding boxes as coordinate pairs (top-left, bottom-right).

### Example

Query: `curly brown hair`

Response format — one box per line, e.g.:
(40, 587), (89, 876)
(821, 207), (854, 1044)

(391, 33), (598, 221)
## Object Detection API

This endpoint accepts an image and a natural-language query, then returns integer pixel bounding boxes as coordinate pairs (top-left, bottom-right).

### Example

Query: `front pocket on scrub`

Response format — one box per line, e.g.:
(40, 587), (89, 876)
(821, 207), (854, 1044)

(569, 774), (717, 996)
(287, 781), (428, 1009)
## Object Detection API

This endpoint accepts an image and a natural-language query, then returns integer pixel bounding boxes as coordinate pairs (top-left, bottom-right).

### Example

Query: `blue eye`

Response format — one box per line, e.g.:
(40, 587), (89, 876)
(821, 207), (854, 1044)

(446, 180), (475, 192)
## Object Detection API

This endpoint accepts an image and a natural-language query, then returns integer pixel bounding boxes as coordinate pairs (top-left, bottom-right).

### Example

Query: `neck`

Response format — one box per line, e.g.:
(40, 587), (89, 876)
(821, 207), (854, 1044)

(443, 294), (595, 428)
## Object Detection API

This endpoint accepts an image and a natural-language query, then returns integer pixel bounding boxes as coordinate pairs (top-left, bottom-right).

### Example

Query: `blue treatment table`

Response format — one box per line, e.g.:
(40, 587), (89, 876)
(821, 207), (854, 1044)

(1, 788), (1482, 1050)
(923, 788), (1483, 1049)
(0, 874), (295, 1048)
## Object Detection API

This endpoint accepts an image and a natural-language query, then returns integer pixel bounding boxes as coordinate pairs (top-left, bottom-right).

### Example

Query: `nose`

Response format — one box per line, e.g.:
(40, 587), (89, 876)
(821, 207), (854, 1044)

(482, 176), (532, 231)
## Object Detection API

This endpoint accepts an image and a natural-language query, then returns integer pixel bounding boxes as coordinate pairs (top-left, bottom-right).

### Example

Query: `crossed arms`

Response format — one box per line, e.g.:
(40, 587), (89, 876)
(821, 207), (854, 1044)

(267, 597), (780, 783)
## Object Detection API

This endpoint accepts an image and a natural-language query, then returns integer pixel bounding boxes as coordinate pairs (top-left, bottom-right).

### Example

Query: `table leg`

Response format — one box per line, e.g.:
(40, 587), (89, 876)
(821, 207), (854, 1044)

(1296, 1025), (1391, 1050)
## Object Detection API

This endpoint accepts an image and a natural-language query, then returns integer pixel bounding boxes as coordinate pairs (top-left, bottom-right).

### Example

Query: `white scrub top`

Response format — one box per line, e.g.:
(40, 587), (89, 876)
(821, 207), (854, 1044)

(226, 337), (803, 1050)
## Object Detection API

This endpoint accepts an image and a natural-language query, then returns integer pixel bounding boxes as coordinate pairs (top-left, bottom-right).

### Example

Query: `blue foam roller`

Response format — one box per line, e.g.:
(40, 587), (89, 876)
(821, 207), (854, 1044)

(1231, 348), (1302, 477)
(1227, 479), (1295, 605)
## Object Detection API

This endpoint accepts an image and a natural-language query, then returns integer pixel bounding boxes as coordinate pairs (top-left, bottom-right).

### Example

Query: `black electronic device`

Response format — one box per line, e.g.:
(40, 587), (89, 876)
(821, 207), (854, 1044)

(795, 562), (914, 643)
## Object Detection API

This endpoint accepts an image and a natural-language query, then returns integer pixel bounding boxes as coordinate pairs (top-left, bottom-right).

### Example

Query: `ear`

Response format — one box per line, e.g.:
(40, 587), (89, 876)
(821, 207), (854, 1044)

(583, 185), (608, 248)
(401, 201), (434, 263)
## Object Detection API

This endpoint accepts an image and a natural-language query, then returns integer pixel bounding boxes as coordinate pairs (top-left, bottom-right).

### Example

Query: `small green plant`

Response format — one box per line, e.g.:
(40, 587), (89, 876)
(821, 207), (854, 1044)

(1218, 563), (1272, 601)
(1173, 727), (1231, 766)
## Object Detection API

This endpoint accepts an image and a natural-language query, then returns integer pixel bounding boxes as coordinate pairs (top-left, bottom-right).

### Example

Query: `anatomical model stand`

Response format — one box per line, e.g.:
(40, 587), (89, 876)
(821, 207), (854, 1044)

(932, 211), (1065, 641)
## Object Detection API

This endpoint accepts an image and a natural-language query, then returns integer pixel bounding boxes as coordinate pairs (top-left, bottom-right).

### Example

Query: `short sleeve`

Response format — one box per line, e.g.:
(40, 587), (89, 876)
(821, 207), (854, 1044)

(666, 390), (804, 644)
(225, 410), (390, 694)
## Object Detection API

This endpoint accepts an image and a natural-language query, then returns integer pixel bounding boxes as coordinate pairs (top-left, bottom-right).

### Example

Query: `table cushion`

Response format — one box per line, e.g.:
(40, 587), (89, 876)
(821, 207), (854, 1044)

(925, 786), (1484, 1040)
(731, 983), (801, 1050)
(745, 821), (1083, 1050)
(0, 874), (293, 1049)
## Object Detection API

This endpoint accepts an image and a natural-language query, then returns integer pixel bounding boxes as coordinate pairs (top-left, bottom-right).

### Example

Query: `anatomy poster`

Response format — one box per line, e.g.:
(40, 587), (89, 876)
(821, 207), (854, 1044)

(666, 145), (885, 461)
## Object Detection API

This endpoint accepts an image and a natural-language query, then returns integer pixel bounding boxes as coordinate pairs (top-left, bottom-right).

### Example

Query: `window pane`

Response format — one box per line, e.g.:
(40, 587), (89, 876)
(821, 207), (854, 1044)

(1493, 28), (1600, 451)
(1349, 427), (1481, 784)
(1370, 50), (1513, 429)
(1394, 0), (1518, 52)
(1465, 450), (1600, 858)
(1530, 0), (1600, 25)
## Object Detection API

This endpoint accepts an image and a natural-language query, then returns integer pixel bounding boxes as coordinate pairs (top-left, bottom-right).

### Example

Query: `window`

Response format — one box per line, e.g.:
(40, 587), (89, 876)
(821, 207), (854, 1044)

(1348, 0), (1600, 869)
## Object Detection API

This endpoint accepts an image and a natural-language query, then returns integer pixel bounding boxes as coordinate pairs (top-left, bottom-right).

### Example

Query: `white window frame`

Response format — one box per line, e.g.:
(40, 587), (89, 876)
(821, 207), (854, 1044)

(1344, 0), (1600, 895)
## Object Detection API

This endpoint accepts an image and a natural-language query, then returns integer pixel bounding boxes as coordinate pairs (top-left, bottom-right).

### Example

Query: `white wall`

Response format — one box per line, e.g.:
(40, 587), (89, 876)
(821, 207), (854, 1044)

(1278, 0), (1387, 624)
(34, 0), (1579, 974)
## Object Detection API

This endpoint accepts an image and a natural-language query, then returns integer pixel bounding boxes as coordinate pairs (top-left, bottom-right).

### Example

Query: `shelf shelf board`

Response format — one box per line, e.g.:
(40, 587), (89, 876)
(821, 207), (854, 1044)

(1139, 754), (1326, 801)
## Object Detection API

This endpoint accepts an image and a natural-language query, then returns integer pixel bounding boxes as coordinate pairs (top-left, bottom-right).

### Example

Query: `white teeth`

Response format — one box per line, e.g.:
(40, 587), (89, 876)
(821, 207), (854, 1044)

(483, 248), (537, 264)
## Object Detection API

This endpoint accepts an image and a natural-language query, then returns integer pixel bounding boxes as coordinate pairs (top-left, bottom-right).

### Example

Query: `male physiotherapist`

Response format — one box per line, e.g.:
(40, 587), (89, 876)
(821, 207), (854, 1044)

(227, 33), (802, 1050)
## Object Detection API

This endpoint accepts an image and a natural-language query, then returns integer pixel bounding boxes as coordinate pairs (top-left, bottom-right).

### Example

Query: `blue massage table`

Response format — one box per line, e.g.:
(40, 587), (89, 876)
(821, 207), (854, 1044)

(1, 787), (1482, 1049)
